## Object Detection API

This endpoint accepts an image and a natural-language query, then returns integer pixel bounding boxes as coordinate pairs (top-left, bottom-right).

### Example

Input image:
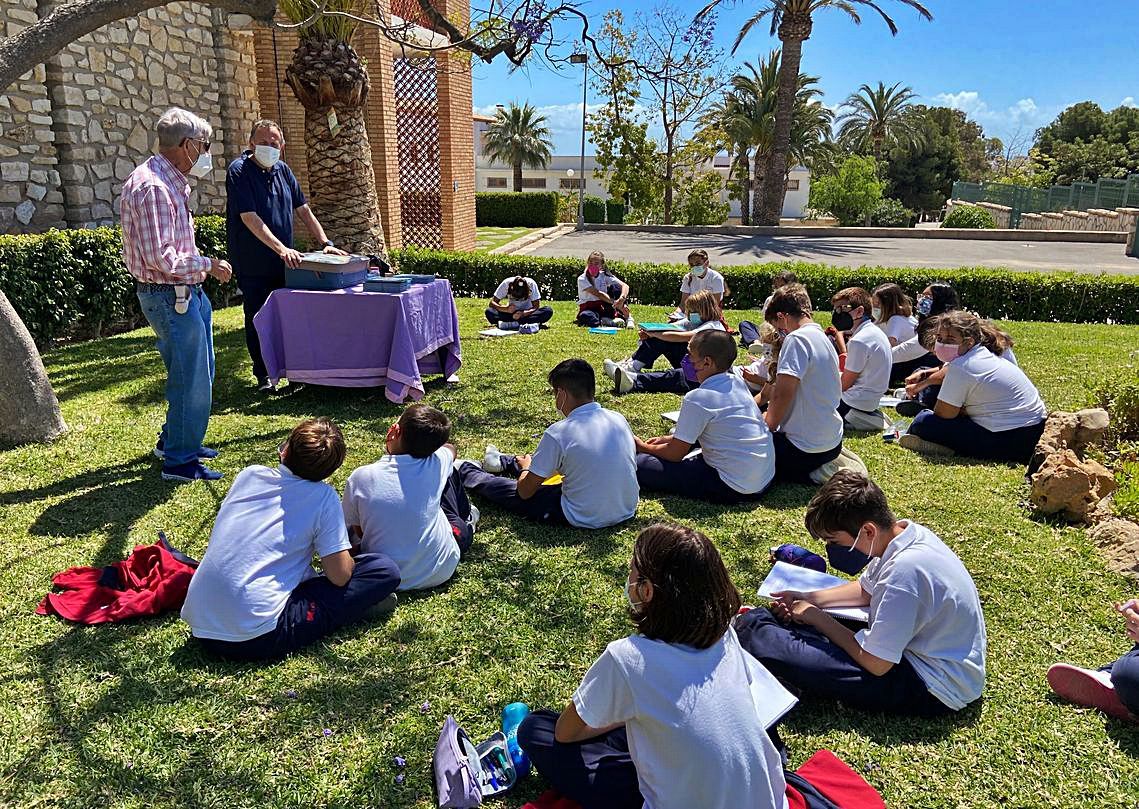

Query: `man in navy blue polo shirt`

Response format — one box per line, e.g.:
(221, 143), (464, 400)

(226, 119), (345, 391)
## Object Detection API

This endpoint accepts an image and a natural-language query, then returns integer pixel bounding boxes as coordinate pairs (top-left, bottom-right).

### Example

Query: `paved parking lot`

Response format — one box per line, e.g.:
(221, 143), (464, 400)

(527, 230), (1139, 275)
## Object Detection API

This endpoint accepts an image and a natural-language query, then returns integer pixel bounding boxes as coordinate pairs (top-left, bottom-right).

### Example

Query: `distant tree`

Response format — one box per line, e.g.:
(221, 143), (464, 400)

(885, 106), (995, 213)
(837, 81), (924, 161)
(808, 154), (883, 226)
(484, 103), (555, 192)
(1031, 102), (1139, 184)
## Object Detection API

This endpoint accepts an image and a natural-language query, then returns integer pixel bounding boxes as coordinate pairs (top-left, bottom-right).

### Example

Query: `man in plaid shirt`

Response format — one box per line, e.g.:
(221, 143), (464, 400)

(121, 107), (233, 483)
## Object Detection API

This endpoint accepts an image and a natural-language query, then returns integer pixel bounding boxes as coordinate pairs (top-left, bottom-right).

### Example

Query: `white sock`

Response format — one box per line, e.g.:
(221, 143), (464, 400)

(630, 360), (645, 371)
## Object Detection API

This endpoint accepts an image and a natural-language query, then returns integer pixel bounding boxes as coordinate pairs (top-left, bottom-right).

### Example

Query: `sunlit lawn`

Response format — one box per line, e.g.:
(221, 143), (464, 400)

(474, 226), (542, 253)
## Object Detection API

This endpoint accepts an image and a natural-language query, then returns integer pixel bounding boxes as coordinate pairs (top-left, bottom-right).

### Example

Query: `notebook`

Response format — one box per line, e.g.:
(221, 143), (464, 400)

(638, 322), (684, 332)
(588, 327), (619, 335)
(661, 410), (681, 424)
(757, 561), (870, 623)
(479, 328), (518, 338)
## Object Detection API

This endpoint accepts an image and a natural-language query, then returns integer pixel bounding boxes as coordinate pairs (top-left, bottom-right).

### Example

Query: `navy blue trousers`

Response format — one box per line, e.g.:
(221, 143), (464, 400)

(636, 451), (768, 504)
(735, 608), (953, 716)
(235, 271), (284, 382)
(198, 552), (401, 661)
(485, 305), (554, 326)
(771, 432), (842, 485)
(439, 468), (475, 554)
(632, 337), (688, 370)
(457, 454), (567, 525)
(629, 367), (697, 395)
(908, 411), (1045, 463)
(1105, 644), (1139, 715)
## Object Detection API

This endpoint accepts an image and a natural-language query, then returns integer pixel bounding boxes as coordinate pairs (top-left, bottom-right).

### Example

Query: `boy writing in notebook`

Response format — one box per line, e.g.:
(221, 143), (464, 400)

(458, 358), (639, 528)
(342, 404), (478, 591)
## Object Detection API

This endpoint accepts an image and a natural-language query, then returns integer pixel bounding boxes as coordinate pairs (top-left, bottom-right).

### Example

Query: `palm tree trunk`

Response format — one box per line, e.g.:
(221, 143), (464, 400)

(0, 290), (66, 447)
(513, 162), (523, 192)
(751, 149), (767, 225)
(304, 107), (385, 254)
(759, 34), (805, 226)
(735, 146), (751, 225)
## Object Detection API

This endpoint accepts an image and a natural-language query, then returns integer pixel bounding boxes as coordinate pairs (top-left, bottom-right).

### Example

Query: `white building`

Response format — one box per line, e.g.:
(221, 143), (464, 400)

(473, 113), (810, 220)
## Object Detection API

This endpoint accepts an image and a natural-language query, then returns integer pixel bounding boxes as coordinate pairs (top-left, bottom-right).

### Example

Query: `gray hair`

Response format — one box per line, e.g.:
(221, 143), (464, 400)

(155, 107), (213, 148)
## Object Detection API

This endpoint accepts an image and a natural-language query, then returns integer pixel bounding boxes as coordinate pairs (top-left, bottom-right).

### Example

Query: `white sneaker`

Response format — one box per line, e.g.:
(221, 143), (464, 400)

(614, 365), (638, 395)
(482, 444), (503, 473)
(612, 317), (626, 328)
(600, 317), (616, 327)
(626, 316), (636, 329)
(467, 503), (480, 533)
(603, 358), (620, 381)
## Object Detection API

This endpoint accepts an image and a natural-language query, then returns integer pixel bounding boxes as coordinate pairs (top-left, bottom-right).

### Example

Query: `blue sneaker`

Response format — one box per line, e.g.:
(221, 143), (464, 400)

(161, 462), (224, 483)
(153, 437), (220, 461)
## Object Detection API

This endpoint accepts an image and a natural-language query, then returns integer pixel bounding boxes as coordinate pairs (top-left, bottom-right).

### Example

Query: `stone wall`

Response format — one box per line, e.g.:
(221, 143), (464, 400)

(946, 199), (1137, 233)
(0, 0), (259, 233)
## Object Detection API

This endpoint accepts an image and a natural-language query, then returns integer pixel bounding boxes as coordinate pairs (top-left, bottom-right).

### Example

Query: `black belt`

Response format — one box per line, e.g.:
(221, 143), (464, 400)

(136, 281), (202, 292)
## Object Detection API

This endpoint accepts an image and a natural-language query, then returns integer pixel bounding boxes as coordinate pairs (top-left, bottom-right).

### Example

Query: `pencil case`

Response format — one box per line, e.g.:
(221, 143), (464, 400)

(434, 715), (518, 807)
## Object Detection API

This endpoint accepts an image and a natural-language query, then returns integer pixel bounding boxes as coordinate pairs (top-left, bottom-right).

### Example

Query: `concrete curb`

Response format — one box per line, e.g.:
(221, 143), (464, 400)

(491, 224), (575, 255)
(579, 223), (1129, 244)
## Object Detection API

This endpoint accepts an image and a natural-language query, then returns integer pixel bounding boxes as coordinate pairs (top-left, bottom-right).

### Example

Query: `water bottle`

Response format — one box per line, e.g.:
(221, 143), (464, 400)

(501, 702), (531, 777)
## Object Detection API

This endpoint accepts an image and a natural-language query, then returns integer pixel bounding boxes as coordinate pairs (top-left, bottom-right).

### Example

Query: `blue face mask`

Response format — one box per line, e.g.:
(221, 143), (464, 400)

(917, 296), (933, 316)
(689, 313), (702, 325)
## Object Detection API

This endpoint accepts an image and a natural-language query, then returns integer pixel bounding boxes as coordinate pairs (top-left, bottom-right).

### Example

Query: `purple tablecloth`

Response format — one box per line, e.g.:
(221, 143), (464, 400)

(253, 278), (462, 403)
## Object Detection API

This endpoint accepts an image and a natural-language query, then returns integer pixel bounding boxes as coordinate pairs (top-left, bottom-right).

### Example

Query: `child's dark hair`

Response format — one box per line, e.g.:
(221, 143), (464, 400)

(764, 282), (812, 322)
(689, 329), (737, 372)
(630, 523), (740, 649)
(398, 404), (451, 458)
(831, 286), (872, 315)
(773, 270), (798, 288)
(980, 319), (1014, 356)
(507, 276), (530, 300)
(925, 282), (960, 319)
(283, 417), (346, 481)
(548, 358), (595, 400)
(804, 471), (895, 540)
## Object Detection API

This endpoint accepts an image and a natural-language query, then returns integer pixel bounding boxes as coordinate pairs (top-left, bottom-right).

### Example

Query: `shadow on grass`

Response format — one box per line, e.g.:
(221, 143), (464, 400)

(786, 696), (984, 747)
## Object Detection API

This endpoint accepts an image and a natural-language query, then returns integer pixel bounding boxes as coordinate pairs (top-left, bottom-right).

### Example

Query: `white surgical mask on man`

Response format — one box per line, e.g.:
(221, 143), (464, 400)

(253, 144), (280, 169)
(188, 148), (212, 179)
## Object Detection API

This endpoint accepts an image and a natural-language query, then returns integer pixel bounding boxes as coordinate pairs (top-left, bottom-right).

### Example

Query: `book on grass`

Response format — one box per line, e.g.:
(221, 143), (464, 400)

(745, 654), (799, 729)
(479, 327), (518, 338)
(661, 410), (681, 424)
(638, 322), (684, 332)
(757, 561), (869, 623)
(588, 327), (619, 335)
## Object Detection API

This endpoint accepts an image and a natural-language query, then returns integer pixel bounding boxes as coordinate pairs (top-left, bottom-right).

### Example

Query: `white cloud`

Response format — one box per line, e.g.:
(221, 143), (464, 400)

(1122, 96), (1137, 109)
(930, 90), (1053, 141)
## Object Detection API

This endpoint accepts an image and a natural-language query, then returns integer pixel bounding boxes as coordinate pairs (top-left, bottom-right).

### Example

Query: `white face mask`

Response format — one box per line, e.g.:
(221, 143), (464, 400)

(253, 144), (280, 169)
(691, 264), (707, 278)
(871, 306), (882, 321)
(188, 148), (212, 179)
(624, 579), (644, 612)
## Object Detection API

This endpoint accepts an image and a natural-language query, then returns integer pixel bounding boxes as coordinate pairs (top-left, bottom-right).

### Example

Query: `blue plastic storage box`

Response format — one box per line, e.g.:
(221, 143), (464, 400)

(285, 253), (370, 290)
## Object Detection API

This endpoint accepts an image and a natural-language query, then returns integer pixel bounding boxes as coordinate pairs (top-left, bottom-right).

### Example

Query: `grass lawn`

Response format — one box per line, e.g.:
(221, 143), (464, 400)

(3, 298), (1139, 808)
(474, 226), (542, 253)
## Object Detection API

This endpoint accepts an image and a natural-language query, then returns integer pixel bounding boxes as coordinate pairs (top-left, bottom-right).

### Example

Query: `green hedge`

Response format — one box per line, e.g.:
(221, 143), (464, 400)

(475, 192), (559, 227)
(393, 248), (1139, 325)
(606, 200), (625, 225)
(0, 215), (237, 344)
(583, 195), (606, 224)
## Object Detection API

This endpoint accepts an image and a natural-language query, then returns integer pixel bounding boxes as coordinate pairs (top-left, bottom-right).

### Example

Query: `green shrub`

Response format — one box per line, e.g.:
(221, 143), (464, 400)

(808, 155), (884, 226)
(943, 205), (997, 229)
(673, 173), (730, 226)
(390, 248), (1139, 325)
(1088, 357), (1139, 443)
(583, 195), (606, 224)
(0, 215), (237, 344)
(606, 200), (625, 224)
(870, 198), (915, 228)
(475, 192), (559, 227)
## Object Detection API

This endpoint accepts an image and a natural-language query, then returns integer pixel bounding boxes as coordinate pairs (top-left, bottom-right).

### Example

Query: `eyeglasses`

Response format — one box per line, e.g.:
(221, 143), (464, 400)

(189, 138), (211, 151)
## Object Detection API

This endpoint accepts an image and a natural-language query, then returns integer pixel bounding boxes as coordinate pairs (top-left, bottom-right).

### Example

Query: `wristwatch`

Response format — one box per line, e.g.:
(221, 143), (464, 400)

(322, 240), (334, 249)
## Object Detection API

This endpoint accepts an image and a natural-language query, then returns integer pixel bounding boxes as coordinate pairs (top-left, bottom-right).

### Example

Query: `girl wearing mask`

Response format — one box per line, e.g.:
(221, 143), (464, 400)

(677, 248), (727, 312)
(603, 290), (724, 395)
(890, 282), (959, 386)
(576, 251), (634, 328)
(517, 523), (793, 809)
(871, 283), (917, 348)
(900, 311), (1046, 462)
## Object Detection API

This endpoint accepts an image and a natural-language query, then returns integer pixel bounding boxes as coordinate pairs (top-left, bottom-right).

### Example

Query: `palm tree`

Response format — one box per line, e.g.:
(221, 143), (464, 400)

(280, 0), (386, 253)
(698, 0), (932, 225)
(701, 93), (754, 224)
(836, 81), (923, 159)
(483, 103), (555, 192)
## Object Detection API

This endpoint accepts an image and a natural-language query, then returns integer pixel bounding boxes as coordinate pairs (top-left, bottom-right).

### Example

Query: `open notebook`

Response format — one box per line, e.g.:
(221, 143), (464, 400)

(757, 561), (870, 623)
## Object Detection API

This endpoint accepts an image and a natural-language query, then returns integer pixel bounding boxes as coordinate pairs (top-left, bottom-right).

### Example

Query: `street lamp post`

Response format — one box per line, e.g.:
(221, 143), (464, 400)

(569, 51), (588, 230)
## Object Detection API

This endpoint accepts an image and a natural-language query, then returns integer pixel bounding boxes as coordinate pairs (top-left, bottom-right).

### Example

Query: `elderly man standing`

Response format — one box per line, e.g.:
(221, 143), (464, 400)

(121, 107), (232, 483)
(226, 118), (344, 392)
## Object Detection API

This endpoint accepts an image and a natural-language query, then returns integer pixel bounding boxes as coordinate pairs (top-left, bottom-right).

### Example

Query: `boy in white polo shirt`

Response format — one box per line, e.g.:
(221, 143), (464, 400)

(343, 404), (478, 591)
(634, 330), (775, 504)
(485, 275), (554, 327)
(181, 418), (400, 661)
(736, 471), (987, 716)
(458, 359), (639, 528)
(830, 286), (892, 430)
(762, 284), (844, 484)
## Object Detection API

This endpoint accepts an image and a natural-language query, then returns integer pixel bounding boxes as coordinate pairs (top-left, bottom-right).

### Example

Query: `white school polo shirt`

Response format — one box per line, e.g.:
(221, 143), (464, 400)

(573, 629), (789, 809)
(342, 446), (460, 591)
(892, 333), (929, 363)
(528, 401), (639, 528)
(938, 345), (1046, 432)
(774, 323), (844, 452)
(680, 267), (725, 297)
(674, 372), (774, 494)
(857, 520), (987, 710)
(842, 318), (893, 412)
(492, 276), (542, 311)
(577, 270), (624, 305)
(881, 314), (918, 345)
(181, 464), (351, 642)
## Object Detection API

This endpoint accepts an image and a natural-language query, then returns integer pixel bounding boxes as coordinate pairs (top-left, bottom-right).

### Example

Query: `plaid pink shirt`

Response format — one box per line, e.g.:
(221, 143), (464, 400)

(120, 154), (211, 284)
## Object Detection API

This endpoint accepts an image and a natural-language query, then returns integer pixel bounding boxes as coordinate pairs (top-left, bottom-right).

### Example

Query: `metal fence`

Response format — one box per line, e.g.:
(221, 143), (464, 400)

(951, 174), (1139, 227)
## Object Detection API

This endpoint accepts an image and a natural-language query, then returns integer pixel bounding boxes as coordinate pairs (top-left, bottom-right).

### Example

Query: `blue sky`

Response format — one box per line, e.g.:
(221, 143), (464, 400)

(472, 0), (1139, 155)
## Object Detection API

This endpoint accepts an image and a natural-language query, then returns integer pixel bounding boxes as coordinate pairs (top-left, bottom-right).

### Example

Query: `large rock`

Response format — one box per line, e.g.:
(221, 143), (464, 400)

(1030, 449), (1117, 522)
(1073, 408), (1110, 449)
(1026, 408), (1110, 477)
(1087, 519), (1139, 579)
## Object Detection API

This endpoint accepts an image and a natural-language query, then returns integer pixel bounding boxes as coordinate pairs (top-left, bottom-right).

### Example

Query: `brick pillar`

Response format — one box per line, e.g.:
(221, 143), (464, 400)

(357, 0), (403, 250)
(434, 0), (475, 250)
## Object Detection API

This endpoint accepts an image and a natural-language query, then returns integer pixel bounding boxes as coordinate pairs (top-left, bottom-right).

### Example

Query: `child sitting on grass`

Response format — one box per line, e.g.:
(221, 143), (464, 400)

(458, 359), (639, 528)
(518, 523), (791, 809)
(181, 418), (400, 661)
(1048, 598), (1139, 723)
(634, 331), (775, 504)
(485, 275), (554, 327)
(829, 286), (893, 430)
(576, 251), (634, 328)
(603, 290), (724, 395)
(342, 404), (478, 592)
(735, 470), (987, 716)
(672, 248), (727, 316)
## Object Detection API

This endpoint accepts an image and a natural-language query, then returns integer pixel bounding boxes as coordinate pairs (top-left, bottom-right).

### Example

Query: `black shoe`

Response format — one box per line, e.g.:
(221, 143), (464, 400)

(894, 399), (924, 418)
(257, 378), (276, 393)
(273, 381), (307, 396)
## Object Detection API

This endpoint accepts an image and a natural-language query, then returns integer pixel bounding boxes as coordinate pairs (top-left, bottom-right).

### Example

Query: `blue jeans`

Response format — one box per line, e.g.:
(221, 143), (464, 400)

(908, 411), (1045, 463)
(198, 553), (401, 661)
(1104, 645), (1139, 715)
(137, 284), (215, 467)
